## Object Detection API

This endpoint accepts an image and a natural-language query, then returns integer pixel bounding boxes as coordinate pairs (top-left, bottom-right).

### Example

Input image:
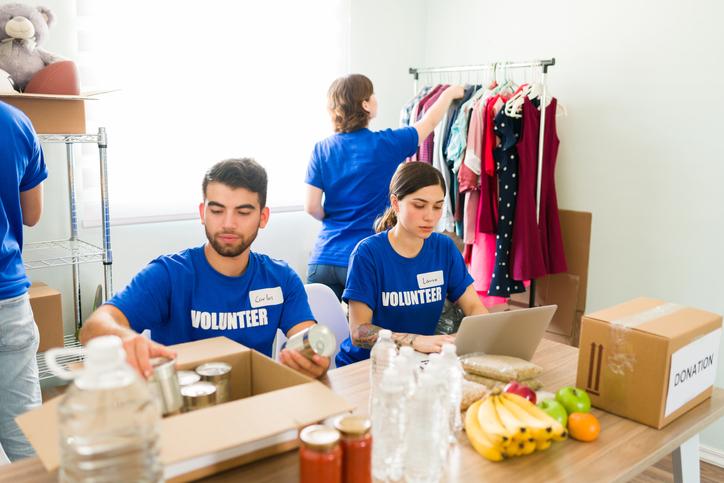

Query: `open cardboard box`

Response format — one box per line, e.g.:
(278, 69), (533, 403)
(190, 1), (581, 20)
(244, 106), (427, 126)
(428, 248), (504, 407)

(17, 336), (354, 482)
(0, 92), (99, 134)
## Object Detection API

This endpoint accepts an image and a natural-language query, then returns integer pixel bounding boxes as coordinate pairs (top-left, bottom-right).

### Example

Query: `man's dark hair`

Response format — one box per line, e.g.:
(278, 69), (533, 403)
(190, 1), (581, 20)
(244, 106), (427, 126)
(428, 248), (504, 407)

(202, 158), (268, 208)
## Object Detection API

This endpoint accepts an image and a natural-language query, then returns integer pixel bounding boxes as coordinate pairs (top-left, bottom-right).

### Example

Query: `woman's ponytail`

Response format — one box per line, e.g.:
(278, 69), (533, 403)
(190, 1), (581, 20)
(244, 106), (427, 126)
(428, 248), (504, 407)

(374, 208), (397, 233)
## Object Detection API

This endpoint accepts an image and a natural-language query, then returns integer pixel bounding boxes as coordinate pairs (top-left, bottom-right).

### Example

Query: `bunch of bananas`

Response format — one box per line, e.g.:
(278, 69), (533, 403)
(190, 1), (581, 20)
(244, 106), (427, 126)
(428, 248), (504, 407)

(464, 391), (568, 462)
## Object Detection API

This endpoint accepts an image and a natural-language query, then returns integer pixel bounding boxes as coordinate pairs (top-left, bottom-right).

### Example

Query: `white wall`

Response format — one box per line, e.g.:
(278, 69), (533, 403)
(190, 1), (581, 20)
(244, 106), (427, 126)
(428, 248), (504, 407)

(421, 0), (724, 453)
(350, 0), (426, 130)
(25, 0), (423, 331)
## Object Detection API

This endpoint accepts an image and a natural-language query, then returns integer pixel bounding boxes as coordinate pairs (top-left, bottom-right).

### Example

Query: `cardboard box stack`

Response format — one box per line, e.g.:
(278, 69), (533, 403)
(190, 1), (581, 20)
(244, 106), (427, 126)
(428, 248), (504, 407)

(28, 282), (64, 352)
(18, 337), (354, 482)
(0, 92), (97, 134)
(576, 298), (722, 429)
(509, 209), (592, 346)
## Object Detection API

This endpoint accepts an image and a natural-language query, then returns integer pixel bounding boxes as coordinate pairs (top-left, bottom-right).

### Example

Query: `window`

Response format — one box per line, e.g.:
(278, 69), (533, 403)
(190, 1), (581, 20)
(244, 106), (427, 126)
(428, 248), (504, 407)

(75, 0), (350, 224)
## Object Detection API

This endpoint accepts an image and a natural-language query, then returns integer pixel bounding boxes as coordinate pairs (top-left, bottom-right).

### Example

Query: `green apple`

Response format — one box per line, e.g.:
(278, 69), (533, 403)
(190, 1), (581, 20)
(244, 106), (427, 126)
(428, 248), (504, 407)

(555, 386), (591, 414)
(537, 399), (568, 427)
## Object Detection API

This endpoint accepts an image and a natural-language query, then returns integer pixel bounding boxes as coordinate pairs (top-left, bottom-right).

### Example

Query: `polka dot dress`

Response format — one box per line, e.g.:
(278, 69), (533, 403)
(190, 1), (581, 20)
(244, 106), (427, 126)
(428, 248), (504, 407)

(487, 108), (526, 297)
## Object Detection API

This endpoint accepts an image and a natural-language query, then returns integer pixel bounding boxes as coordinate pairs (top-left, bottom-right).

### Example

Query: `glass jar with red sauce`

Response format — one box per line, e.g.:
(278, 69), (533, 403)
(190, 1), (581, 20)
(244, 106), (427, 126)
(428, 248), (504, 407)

(299, 424), (342, 483)
(334, 415), (372, 483)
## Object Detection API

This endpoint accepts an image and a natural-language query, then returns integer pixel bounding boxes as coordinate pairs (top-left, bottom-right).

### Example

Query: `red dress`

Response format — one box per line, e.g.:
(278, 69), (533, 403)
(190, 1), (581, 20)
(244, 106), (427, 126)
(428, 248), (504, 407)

(511, 96), (567, 281)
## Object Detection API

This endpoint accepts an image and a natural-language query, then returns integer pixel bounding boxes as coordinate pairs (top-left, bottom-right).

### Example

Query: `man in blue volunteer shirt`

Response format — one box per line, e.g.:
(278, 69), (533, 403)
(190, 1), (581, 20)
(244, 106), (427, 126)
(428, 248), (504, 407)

(80, 158), (330, 379)
(0, 101), (47, 462)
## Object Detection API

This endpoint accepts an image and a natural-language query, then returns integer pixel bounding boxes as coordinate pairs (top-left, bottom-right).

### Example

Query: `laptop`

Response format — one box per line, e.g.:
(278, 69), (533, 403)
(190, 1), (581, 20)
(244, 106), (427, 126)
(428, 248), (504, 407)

(454, 305), (557, 360)
(411, 305), (557, 365)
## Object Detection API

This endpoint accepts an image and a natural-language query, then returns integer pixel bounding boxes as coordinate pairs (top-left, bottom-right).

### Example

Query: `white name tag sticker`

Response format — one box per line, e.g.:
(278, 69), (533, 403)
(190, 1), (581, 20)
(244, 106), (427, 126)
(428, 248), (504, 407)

(417, 270), (444, 289)
(664, 328), (721, 417)
(249, 287), (284, 308)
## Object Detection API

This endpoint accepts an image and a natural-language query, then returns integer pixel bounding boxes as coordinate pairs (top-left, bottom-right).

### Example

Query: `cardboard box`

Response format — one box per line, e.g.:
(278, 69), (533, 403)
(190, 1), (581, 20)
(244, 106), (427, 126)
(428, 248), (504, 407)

(510, 210), (592, 346)
(28, 283), (64, 352)
(17, 337), (354, 481)
(576, 298), (722, 429)
(0, 93), (96, 134)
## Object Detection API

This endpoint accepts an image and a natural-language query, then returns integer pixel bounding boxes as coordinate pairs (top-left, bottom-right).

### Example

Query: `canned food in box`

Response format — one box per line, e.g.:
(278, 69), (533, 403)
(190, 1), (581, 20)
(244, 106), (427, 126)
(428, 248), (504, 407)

(195, 362), (231, 403)
(181, 381), (217, 412)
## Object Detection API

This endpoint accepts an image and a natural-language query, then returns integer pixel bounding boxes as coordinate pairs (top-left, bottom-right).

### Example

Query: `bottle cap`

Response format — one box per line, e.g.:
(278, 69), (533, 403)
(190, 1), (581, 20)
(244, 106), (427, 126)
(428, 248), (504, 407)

(85, 335), (126, 373)
(442, 343), (457, 355)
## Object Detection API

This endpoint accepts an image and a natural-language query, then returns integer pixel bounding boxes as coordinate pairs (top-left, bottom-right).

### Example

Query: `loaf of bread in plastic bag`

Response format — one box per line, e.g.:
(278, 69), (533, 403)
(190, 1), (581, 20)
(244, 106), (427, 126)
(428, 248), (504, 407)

(459, 353), (542, 382)
(460, 379), (490, 411)
(463, 372), (543, 391)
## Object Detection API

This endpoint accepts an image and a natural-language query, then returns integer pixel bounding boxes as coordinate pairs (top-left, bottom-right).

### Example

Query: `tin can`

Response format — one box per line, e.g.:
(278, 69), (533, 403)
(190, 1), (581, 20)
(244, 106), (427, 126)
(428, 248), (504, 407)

(148, 357), (182, 416)
(177, 370), (201, 387)
(195, 362), (231, 403)
(181, 381), (217, 412)
(285, 324), (336, 359)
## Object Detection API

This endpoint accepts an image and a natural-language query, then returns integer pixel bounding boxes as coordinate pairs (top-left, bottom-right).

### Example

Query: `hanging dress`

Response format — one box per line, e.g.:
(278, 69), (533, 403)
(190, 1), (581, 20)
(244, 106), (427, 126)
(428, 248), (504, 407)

(511, 96), (567, 281)
(487, 108), (526, 297)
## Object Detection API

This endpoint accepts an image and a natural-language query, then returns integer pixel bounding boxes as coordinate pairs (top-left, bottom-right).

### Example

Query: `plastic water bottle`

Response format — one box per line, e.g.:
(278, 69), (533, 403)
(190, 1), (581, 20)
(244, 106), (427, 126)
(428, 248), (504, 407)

(371, 366), (406, 482)
(369, 329), (397, 407)
(46, 336), (163, 482)
(425, 353), (452, 463)
(397, 346), (419, 397)
(440, 343), (464, 438)
(404, 371), (446, 483)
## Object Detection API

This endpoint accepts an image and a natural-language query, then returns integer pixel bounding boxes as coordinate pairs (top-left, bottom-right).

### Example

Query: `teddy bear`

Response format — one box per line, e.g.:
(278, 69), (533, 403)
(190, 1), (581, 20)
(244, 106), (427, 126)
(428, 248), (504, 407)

(0, 3), (62, 92)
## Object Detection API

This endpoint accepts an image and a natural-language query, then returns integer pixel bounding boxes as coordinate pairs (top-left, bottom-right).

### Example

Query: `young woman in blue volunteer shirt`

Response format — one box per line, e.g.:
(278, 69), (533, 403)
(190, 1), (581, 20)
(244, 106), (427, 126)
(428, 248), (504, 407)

(304, 75), (464, 300)
(336, 162), (488, 367)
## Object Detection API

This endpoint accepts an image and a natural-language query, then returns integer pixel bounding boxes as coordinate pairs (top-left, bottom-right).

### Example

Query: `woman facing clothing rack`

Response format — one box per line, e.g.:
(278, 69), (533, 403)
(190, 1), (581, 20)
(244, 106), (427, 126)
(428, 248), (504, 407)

(303, 74), (464, 300)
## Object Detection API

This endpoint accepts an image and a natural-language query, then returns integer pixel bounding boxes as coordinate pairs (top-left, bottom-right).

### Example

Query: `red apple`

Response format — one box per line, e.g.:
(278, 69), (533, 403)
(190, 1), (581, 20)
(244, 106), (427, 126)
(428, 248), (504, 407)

(503, 381), (537, 404)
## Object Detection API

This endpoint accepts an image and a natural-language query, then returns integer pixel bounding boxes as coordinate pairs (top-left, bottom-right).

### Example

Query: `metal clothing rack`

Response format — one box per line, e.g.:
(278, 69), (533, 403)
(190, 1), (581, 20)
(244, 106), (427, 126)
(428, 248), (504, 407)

(409, 58), (556, 308)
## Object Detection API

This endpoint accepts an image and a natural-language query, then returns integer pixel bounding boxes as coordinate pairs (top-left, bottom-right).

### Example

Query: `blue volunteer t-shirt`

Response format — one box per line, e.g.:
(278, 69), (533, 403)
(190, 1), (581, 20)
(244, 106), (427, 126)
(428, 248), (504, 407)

(337, 232), (474, 366)
(107, 247), (315, 356)
(305, 127), (418, 267)
(0, 102), (47, 299)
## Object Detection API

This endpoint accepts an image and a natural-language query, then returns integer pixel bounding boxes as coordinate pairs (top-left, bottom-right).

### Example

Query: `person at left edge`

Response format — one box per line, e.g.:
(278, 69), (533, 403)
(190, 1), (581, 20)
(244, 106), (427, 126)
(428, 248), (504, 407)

(0, 101), (46, 462)
(79, 158), (330, 379)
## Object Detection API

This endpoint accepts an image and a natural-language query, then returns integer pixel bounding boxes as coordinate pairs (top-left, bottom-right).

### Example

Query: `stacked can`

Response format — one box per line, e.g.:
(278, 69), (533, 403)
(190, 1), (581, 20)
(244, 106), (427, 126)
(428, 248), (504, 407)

(195, 362), (232, 403)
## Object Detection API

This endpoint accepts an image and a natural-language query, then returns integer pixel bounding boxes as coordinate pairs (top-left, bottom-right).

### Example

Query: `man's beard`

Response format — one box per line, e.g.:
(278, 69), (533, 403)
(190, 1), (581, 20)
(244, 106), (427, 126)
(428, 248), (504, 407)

(206, 226), (259, 258)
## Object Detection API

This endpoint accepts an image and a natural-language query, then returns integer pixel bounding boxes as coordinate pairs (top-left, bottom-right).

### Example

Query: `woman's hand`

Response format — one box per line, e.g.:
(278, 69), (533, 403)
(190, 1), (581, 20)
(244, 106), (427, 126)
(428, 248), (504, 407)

(445, 84), (466, 100)
(411, 334), (456, 353)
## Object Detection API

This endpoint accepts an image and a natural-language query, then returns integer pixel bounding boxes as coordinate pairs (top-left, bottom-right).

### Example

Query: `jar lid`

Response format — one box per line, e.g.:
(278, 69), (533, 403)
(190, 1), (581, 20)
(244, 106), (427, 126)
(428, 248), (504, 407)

(334, 415), (371, 436)
(300, 425), (340, 450)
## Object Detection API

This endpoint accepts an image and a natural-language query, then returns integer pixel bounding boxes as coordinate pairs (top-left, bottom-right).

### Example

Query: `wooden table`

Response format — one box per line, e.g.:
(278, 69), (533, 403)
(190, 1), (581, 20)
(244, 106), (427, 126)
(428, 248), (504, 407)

(2, 339), (723, 482)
